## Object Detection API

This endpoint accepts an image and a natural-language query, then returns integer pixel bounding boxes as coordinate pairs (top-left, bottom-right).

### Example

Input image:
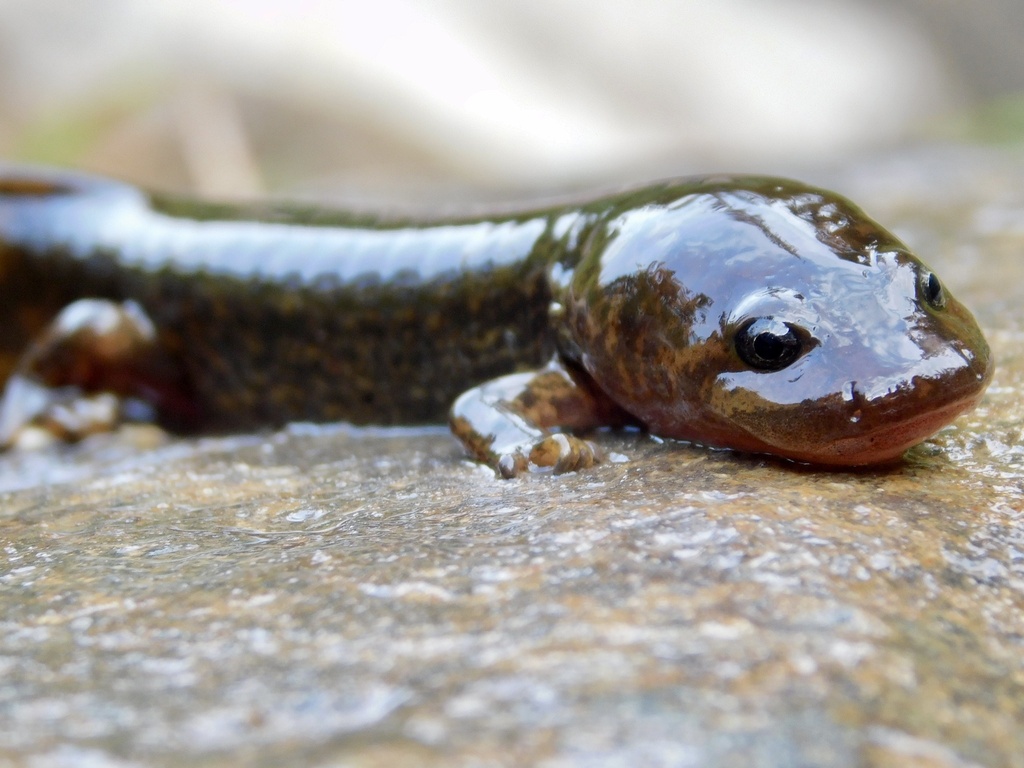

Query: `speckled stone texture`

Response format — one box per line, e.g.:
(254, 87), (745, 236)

(2, 148), (1023, 767)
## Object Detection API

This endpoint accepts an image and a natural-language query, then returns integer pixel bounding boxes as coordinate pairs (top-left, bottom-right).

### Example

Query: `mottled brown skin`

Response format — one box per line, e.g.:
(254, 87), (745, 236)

(0, 171), (558, 434)
(0, 167), (994, 475)
(550, 180), (992, 467)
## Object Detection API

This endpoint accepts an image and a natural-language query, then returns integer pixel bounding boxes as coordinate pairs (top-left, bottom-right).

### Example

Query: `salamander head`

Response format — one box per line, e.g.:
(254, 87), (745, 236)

(562, 177), (993, 466)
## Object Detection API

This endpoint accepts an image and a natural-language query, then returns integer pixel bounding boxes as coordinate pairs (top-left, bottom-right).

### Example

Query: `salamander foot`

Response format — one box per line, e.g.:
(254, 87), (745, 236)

(450, 357), (632, 478)
(0, 298), (193, 447)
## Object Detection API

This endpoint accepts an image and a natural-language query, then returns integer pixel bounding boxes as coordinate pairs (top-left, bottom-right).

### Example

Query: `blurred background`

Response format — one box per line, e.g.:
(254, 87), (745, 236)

(0, 0), (1021, 204)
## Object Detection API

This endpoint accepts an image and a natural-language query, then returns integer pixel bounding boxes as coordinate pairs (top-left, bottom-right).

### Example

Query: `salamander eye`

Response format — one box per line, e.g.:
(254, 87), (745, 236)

(920, 271), (946, 309)
(735, 317), (804, 372)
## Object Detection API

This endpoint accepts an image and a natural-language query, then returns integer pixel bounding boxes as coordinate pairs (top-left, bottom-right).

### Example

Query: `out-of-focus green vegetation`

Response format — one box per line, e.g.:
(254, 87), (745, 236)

(947, 93), (1024, 144)
(12, 85), (161, 165)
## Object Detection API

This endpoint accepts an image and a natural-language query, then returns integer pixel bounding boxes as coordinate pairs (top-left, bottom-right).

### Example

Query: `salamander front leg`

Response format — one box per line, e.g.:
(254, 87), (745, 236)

(450, 358), (634, 478)
(0, 299), (195, 447)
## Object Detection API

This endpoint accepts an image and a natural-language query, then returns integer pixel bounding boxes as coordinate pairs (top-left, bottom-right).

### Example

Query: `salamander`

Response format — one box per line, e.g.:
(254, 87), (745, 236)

(0, 166), (993, 476)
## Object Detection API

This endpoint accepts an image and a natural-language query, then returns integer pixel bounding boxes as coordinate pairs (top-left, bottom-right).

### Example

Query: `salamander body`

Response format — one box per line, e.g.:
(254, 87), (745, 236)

(0, 167), (992, 474)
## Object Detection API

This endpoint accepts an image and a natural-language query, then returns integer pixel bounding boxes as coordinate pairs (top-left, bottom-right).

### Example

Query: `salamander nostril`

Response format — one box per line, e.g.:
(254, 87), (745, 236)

(841, 380), (865, 423)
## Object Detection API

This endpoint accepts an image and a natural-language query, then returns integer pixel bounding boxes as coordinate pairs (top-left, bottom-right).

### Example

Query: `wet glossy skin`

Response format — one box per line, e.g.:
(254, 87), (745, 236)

(0, 168), (558, 432)
(0, 167), (993, 469)
(555, 180), (992, 464)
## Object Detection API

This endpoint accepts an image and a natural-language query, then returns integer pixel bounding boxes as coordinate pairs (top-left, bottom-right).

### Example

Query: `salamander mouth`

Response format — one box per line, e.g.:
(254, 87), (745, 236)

(779, 390), (987, 467)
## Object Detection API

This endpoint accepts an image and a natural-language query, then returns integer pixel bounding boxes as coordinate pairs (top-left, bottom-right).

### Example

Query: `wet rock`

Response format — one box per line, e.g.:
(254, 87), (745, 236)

(2, 149), (1024, 767)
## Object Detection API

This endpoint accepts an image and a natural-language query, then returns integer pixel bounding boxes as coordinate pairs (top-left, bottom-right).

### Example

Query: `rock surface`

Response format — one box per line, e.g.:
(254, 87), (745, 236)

(2, 148), (1024, 767)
